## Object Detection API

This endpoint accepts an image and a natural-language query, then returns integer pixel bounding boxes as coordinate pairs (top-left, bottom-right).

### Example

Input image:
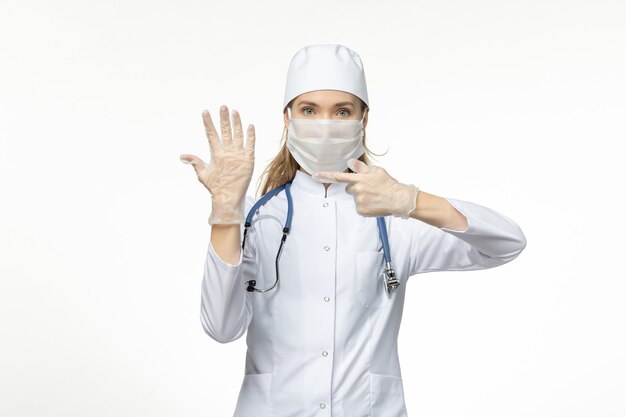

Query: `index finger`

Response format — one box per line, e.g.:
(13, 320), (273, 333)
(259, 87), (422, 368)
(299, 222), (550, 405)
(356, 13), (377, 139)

(201, 110), (220, 153)
(313, 170), (362, 183)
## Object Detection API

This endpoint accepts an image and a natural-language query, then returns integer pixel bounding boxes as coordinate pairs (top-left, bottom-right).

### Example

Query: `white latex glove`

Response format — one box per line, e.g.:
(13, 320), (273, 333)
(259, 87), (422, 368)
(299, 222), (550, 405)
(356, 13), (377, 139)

(180, 105), (255, 225)
(313, 158), (420, 218)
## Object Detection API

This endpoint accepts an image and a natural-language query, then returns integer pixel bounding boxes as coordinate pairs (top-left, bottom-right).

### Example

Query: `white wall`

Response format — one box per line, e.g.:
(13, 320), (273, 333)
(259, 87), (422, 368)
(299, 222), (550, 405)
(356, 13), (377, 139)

(1, 0), (624, 416)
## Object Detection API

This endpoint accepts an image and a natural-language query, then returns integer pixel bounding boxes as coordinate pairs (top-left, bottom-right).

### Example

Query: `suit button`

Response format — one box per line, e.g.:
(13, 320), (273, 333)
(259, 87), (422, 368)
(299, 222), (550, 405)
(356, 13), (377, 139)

(320, 402), (326, 409)
(323, 202), (329, 207)
(322, 351), (328, 357)
(323, 246), (330, 251)
(324, 296), (330, 302)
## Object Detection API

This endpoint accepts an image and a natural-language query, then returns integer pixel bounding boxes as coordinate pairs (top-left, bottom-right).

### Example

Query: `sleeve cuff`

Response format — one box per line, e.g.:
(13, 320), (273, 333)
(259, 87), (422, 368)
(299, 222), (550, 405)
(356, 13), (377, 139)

(440, 198), (471, 233)
(207, 238), (244, 270)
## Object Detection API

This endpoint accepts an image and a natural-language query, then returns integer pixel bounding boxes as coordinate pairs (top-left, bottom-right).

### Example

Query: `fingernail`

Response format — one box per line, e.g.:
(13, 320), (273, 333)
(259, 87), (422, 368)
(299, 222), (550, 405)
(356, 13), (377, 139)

(180, 157), (190, 164)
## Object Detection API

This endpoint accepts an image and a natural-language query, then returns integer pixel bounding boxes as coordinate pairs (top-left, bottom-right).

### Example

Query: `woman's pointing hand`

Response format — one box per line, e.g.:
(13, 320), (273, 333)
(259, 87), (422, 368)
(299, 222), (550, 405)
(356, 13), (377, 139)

(313, 158), (419, 218)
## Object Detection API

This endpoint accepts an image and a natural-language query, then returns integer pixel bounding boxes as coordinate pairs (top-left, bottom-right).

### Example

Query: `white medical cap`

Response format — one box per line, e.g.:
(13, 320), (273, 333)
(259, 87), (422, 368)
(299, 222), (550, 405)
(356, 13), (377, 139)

(282, 44), (369, 112)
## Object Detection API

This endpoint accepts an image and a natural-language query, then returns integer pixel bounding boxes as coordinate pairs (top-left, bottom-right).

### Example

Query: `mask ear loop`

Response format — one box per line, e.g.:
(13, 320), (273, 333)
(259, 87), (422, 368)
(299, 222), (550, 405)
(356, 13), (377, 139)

(351, 107), (367, 173)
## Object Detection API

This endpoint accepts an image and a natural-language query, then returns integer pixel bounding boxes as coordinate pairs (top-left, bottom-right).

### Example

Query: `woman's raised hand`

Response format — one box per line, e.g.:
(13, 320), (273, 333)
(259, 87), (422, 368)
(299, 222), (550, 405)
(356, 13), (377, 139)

(180, 105), (256, 225)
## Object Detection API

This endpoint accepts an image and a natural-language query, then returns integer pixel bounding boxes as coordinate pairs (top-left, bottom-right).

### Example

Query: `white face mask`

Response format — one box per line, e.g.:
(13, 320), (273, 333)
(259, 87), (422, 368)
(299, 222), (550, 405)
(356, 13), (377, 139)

(286, 112), (366, 184)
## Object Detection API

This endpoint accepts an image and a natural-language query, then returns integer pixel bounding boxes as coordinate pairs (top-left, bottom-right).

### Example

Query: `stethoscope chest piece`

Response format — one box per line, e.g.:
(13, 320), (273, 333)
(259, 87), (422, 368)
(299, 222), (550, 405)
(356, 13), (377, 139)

(382, 262), (400, 294)
(377, 217), (399, 294)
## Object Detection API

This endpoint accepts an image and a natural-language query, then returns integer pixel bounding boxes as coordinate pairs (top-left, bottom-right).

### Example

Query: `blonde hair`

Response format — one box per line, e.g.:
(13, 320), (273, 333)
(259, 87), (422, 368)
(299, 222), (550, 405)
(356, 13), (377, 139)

(254, 99), (386, 198)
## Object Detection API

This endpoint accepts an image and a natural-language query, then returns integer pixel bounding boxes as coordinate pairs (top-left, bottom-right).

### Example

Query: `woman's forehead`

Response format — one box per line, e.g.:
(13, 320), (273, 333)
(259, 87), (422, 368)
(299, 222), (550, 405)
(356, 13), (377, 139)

(294, 90), (359, 106)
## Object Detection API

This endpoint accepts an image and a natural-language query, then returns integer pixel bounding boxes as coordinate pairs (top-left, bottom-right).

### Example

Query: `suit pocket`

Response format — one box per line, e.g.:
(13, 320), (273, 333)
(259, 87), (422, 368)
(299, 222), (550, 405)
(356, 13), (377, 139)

(370, 373), (407, 417)
(355, 251), (389, 308)
(233, 373), (272, 417)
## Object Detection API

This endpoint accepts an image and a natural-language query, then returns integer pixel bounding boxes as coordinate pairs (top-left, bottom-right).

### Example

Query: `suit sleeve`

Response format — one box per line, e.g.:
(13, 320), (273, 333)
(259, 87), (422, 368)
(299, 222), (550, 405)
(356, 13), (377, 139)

(199, 195), (257, 343)
(408, 197), (527, 277)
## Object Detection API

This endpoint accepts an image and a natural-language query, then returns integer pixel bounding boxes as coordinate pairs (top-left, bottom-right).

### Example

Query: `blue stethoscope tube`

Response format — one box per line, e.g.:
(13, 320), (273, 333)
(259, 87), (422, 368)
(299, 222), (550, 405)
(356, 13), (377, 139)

(242, 181), (399, 294)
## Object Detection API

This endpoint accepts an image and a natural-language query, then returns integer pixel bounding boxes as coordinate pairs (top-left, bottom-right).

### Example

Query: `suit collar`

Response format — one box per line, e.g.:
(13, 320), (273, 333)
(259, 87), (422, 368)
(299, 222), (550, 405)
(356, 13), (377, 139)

(290, 169), (352, 200)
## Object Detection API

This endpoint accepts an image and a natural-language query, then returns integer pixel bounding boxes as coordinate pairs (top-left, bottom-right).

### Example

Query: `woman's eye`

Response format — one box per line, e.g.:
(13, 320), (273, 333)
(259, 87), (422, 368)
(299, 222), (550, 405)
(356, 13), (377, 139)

(301, 108), (350, 116)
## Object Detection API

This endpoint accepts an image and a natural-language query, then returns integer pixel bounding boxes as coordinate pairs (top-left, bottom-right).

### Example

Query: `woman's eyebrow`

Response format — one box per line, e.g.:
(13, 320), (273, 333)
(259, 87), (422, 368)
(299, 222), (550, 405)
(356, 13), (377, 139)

(297, 101), (355, 108)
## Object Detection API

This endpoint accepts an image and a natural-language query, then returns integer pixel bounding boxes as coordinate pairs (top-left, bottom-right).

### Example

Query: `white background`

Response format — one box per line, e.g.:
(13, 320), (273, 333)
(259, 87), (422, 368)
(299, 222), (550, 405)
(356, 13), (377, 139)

(1, 0), (624, 416)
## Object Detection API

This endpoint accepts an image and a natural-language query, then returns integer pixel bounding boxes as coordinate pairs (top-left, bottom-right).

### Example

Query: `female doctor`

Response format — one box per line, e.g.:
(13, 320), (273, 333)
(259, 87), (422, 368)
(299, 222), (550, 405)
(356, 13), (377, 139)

(180, 44), (526, 417)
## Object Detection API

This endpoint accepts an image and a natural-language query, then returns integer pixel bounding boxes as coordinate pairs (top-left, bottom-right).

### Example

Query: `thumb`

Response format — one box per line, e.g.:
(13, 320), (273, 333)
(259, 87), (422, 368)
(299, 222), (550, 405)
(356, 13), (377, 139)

(347, 158), (368, 173)
(180, 154), (206, 174)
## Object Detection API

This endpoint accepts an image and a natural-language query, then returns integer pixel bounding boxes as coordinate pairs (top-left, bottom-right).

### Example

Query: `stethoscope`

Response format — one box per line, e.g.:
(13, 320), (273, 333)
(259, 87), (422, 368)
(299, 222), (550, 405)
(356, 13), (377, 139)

(241, 180), (400, 294)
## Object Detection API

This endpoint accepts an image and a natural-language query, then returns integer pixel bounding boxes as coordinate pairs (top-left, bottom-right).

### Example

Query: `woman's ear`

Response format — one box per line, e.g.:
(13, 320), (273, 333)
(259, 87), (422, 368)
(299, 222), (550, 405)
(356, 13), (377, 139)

(362, 108), (369, 129)
(284, 108), (289, 130)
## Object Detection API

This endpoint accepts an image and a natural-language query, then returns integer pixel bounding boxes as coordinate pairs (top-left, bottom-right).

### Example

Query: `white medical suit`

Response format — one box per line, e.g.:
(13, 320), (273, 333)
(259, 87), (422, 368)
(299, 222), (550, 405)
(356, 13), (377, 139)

(200, 170), (527, 417)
